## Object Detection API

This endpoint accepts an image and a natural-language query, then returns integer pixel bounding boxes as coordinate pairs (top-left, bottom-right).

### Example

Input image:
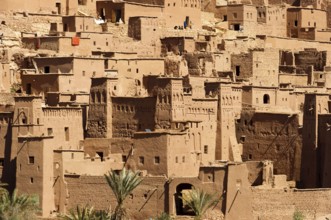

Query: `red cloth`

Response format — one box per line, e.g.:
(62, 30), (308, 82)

(72, 37), (80, 46)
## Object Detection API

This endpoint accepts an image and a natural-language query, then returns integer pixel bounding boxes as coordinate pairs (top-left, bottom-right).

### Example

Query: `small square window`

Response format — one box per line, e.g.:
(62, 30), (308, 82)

(122, 155), (127, 162)
(154, 156), (160, 164)
(30, 177), (34, 183)
(29, 156), (35, 164)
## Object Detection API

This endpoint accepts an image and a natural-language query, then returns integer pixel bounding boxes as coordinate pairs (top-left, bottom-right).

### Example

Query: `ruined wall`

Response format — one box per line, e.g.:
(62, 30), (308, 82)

(236, 111), (302, 181)
(294, 49), (327, 72)
(252, 188), (331, 220)
(184, 52), (214, 76)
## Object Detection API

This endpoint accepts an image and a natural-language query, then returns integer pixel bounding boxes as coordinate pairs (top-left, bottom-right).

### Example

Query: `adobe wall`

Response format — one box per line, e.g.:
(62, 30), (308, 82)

(294, 49), (326, 72)
(125, 0), (165, 6)
(163, 0), (202, 28)
(231, 52), (253, 80)
(112, 97), (156, 138)
(264, 36), (331, 52)
(317, 114), (331, 188)
(184, 52), (214, 76)
(252, 188), (331, 220)
(0, 0), (57, 13)
(236, 111), (302, 181)
(64, 175), (167, 219)
(129, 133), (168, 175)
(22, 37), (91, 56)
(201, 0), (226, 19)
(0, 110), (13, 188)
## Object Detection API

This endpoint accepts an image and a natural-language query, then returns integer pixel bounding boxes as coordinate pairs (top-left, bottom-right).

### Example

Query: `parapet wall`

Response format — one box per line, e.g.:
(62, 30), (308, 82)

(252, 188), (331, 220)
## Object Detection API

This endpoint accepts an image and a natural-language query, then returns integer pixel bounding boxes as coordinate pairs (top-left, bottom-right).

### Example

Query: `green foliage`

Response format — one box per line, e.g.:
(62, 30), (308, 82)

(10, 83), (21, 94)
(104, 168), (143, 220)
(0, 189), (39, 220)
(180, 188), (219, 220)
(154, 212), (173, 220)
(293, 210), (304, 220)
(60, 205), (111, 220)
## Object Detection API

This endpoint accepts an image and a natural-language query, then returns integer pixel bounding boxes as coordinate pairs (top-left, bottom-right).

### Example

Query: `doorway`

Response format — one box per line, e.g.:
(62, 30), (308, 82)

(175, 183), (194, 216)
(115, 9), (122, 22)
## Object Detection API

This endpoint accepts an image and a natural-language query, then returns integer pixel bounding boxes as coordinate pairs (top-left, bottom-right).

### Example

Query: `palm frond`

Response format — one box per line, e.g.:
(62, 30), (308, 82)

(104, 168), (142, 220)
(180, 188), (219, 220)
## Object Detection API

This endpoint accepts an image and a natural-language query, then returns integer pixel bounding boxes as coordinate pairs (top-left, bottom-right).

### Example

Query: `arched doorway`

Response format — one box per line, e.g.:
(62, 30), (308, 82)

(263, 94), (270, 104)
(175, 183), (194, 216)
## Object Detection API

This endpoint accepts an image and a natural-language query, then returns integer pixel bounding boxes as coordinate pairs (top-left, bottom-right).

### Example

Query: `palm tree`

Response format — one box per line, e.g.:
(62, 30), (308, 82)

(104, 168), (143, 220)
(0, 189), (39, 220)
(60, 205), (111, 220)
(181, 188), (219, 220)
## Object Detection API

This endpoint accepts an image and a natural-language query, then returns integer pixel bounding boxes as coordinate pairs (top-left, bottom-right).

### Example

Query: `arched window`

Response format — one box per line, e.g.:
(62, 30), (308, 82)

(263, 94), (270, 104)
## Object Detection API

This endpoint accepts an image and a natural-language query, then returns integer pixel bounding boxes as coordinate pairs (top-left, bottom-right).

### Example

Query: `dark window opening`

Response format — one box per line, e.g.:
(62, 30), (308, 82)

(29, 156), (35, 164)
(56, 3), (61, 14)
(139, 156), (144, 165)
(115, 10), (122, 22)
(154, 156), (160, 164)
(122, 155), (127, 162)
(223, 15), (227, 21)
(0, 158), (4, 166)
(97, 152), (104, 161)
(104, 60), (108, 69)
(30, 177), (34, 183)
(263, 94), (270, 104)
(65, 127), (69, 141)
(100, 8), (106, 20)
(240, 136), (246, 143)
(294, 20), (298, 27)
(26, 83), (32, 95)
(248, 154), (252, 160)
(21, 115), (27, 124)
(44, 66), (50, 73)
(234, 24), (240, 31)
(63, 24), (68, 32)
(235, 66), (240, 76)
